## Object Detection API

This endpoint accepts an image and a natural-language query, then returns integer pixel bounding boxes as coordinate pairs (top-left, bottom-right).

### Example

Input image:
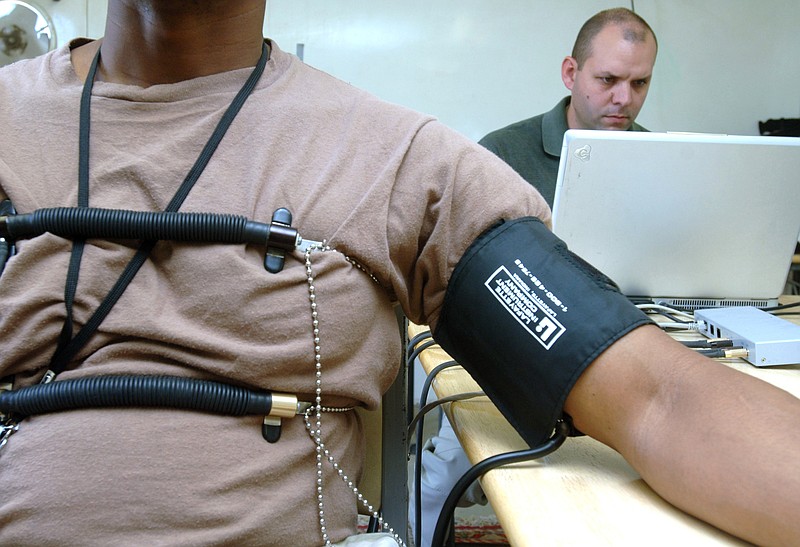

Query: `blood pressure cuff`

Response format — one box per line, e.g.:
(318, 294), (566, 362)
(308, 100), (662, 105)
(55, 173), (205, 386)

(433, 217), (653, 447)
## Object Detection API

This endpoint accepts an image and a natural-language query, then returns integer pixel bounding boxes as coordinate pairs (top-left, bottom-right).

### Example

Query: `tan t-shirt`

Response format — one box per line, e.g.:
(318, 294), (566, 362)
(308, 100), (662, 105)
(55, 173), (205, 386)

(0, 39), (550, 545)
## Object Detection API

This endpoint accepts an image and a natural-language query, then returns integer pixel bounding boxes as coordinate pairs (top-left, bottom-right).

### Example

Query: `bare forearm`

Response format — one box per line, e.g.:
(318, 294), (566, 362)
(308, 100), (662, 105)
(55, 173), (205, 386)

(566, 325), (800, 546)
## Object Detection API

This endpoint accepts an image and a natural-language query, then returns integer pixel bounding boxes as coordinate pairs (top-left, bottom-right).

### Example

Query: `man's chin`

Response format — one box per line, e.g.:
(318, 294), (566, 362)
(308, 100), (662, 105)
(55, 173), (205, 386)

(601, 117), (631, 130)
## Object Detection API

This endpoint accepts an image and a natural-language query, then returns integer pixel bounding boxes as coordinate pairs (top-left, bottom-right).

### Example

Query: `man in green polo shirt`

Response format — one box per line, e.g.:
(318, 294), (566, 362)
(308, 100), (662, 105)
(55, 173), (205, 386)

(479, 7), (657, 206)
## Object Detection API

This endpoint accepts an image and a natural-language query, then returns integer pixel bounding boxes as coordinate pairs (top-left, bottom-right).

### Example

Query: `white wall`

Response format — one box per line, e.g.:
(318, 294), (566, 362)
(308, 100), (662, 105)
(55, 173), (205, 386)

(11, 0), (107, 47)
(0, 0), (86, 52)
(264, 0), (800, 140)
(87, 0), (107, 38)
(27, 1), (800, 139)
(637, 0), (800, 136)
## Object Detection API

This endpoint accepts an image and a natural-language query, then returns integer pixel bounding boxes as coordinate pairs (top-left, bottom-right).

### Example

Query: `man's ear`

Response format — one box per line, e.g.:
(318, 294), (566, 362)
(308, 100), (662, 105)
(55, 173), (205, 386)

(561, 56), (578, 91)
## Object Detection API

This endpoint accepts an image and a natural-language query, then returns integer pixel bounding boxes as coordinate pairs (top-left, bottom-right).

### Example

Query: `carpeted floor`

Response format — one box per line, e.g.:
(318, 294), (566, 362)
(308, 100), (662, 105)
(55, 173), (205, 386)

(358, 513), (509, 546)
(451, 514), (509, 545)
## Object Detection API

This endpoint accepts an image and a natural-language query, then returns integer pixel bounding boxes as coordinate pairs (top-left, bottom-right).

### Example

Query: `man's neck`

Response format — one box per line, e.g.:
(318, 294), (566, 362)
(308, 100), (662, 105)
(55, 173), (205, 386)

(75, 0), (267, 86)
(565, 102), (581, 130)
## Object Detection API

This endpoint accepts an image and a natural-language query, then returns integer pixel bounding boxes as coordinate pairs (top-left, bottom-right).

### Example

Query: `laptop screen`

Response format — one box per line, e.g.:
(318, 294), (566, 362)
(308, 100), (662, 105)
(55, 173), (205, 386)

(551, 130), (800, 309)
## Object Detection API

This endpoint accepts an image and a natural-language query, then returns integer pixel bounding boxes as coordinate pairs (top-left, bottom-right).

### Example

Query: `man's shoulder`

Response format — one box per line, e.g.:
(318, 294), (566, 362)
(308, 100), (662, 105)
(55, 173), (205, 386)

(485, 113), (545, 137)
(479, 114), (545, 150)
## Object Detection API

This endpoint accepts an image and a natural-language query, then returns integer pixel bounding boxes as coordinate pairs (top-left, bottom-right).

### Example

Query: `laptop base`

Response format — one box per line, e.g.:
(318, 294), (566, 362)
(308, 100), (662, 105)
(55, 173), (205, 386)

(634, 297), (779, 311)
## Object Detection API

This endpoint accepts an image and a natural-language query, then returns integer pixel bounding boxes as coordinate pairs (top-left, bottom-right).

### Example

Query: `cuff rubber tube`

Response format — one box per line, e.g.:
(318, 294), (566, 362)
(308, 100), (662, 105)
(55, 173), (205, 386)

(434, 217), (653, 447)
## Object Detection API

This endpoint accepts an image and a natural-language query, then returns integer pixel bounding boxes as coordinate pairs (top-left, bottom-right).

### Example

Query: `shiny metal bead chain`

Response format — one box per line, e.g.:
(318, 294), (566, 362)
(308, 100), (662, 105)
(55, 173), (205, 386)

(303, 245), (406, 547)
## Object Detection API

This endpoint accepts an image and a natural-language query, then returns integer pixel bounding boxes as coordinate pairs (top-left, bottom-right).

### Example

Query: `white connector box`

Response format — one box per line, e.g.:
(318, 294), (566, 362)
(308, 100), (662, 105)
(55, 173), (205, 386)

(695, 306), (800, 367)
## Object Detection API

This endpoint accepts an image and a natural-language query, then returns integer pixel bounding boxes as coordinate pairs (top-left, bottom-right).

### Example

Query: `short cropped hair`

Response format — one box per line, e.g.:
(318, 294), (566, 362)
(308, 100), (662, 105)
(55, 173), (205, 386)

(571, 8), (657, 68)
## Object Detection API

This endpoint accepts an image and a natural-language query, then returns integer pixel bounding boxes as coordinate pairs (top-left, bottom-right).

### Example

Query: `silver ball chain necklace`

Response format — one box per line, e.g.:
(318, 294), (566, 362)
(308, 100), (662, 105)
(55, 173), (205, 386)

(303, 244), (407, 547)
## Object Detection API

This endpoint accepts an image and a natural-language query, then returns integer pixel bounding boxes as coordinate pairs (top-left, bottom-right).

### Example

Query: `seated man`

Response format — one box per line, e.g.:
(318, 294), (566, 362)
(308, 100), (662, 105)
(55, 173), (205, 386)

(1, 2), (799, 547)
(480, 7), (655, 207)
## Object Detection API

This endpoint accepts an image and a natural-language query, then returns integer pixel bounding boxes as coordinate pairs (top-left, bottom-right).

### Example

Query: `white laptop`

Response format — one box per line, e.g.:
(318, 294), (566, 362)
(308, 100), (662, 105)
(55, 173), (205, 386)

(551, 129), (800, 310)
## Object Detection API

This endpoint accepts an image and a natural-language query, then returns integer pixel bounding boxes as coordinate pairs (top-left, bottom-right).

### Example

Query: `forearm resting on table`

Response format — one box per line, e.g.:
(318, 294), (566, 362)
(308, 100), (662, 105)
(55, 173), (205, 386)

(565, 324), (800, 546)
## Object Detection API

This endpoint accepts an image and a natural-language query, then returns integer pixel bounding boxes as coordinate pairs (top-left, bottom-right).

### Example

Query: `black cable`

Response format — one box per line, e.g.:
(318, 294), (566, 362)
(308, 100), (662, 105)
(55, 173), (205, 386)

(680, 338), (733, 349)
(431, 419), (571, 547)
(661, 302), (700, 313)
(772, 310), (800, 316)
(405, 327), (471, 547)
(404, 330), (439, 547)
(405, 332), (435, 427)
(413, 357), (461, 547)
(52, 40), (103, 378)
(764, 301), (800, 312)
(652, 310), (693, 324)
(406, 330), (433, 356)
(165, 42), (270, 212)
(407, 390), (485, 442)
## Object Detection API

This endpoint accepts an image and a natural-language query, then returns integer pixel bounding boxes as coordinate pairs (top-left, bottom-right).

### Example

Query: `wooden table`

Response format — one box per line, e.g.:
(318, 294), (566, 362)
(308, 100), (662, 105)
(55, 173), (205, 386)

(409, 297), (800, 546)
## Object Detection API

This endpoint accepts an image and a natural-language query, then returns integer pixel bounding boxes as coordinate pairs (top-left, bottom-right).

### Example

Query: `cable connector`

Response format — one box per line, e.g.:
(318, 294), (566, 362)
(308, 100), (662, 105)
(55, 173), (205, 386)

(682, 338), (734, 349)
(723, 348), (750, 359)
(694, 346), (749, 359)
(658, 320), (705, 331)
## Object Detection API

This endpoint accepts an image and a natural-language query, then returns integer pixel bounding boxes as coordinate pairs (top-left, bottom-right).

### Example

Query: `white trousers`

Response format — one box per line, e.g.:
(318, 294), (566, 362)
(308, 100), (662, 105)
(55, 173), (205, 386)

(408, 413), (486, 547)
(332, 533), (399, 546)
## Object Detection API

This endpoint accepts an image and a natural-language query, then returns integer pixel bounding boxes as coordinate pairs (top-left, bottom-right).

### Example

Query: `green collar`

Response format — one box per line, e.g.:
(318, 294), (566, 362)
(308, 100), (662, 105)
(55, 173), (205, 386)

(541, 96), (572, 158)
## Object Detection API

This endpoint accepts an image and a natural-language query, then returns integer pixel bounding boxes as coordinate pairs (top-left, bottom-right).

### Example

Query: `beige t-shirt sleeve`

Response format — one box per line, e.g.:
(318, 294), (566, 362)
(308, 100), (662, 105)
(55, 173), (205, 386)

(384, 120), (552, 328)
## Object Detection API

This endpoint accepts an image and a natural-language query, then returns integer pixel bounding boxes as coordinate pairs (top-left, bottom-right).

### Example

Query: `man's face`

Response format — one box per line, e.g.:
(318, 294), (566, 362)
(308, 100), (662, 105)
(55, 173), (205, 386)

(562, 24), (657, 130)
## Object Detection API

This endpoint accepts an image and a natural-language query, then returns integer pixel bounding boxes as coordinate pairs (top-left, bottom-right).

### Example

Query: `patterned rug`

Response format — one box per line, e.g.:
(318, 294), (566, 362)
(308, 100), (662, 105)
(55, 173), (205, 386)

(452, 514), (508, 544)
(358, 514), (509, 545)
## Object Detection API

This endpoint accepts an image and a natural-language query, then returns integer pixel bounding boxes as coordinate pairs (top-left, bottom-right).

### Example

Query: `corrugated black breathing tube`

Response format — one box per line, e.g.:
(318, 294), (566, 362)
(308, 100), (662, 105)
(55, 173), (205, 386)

(0, 207), (298, 250)
(0, 375), (275, 419)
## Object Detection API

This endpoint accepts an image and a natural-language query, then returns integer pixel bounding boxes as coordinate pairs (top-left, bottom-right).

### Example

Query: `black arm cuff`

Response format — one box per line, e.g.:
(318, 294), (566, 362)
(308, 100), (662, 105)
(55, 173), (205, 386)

(434, 217), (652, 446)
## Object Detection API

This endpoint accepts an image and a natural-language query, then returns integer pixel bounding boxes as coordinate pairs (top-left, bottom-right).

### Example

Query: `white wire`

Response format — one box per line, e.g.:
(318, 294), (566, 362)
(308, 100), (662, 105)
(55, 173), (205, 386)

(656, 321), (705, 331)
